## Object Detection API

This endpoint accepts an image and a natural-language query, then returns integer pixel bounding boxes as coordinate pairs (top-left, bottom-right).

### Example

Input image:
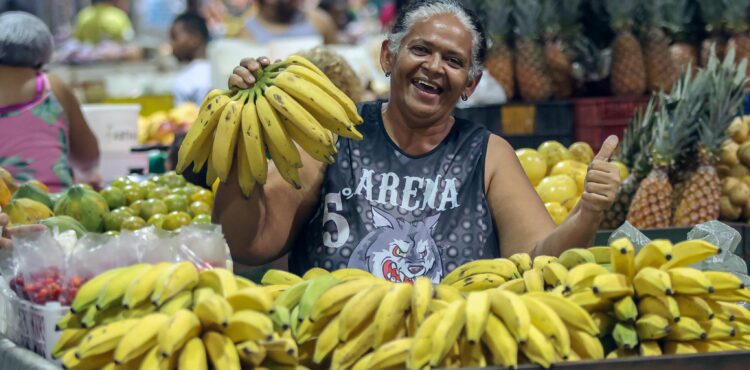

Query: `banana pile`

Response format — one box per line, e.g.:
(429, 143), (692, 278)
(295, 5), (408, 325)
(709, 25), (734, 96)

(52, 238), (750, 370)
(52, 262), (298, 370)
(176, 55), (363, 196)
(557, 238), (750, 357)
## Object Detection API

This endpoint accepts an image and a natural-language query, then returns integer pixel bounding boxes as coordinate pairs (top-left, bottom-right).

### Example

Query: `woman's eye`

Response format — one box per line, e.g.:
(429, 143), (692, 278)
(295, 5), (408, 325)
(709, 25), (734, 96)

(447, 58), (463, 68)
(412, 46), (428, 55)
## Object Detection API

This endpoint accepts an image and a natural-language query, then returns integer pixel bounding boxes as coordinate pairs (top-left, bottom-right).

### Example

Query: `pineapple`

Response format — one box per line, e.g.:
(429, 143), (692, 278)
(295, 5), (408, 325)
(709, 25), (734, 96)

(297, 47), (363, 102)
(698, 0), (727, 67)
(605, 0), (647, 96)
(602, 98), (657, 229)
(642, 0), (677, 93)
(540, 0), (581, 99)
(673, 48), (749, 226)
(627, 67), (708, 228)
(725, 0), (750, 87)
(512, 0), (553, 101)
(665, 0), (698, 76)
(482, 0), (515, 100)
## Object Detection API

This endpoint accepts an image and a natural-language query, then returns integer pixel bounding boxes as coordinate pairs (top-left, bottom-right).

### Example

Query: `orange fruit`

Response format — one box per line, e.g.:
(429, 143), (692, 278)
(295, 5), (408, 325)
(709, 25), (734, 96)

(147, 186), (171, 200)
(163, 211), (192, 231)
(140, 199), (168, 221)
(147, 213), (167, 229)
(189, 201), (211, 217)
(164, 194), (189, 213)
(190, 189), (214, 204)
(192, 214), (211, 224)
(123, 184), (146, 204)
(121, 216), (146, 231)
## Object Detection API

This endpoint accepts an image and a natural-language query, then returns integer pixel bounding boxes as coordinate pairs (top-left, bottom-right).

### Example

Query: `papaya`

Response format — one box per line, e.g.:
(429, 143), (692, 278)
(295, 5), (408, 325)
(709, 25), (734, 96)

(5, 198), (54, 225)
(53, 185), (110, 232)
(39, 215), (87, 237)
(12, 183), (54, 209)
(0, 166), (17, 193)
(0, 179), (10, 208)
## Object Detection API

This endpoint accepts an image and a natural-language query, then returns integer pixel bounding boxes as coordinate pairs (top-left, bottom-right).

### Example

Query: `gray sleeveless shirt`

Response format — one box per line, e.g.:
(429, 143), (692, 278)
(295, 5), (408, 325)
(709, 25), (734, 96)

(289, 101), (499, 283)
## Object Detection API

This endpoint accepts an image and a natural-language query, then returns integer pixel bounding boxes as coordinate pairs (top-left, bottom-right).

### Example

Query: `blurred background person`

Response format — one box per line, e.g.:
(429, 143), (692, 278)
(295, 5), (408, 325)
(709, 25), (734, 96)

(170, 11), (213, 105)
(241, 0), (338, 44)
(0, 12), (101, 192)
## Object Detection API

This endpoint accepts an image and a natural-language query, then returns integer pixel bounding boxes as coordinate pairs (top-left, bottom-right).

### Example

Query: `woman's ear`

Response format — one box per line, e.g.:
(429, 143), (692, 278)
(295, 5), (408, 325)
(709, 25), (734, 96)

(462, 71), (483, 100)
(380, 40), (394, 75)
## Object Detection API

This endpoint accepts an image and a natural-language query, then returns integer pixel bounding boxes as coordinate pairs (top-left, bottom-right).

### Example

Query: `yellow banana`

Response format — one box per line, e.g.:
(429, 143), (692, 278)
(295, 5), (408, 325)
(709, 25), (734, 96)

(675, 295), (714, 321)
(96, 263), (153, 310)
(663, 341), (698, 354)
(451, 272), (506, 292)
(114, 313), (170, 364)
(558, 248), (595, 269)
(203, 332), (241, 370)
(610, 238), (636, 281)
(158, 309), (201, 357)
(591, 272), (634, 299)
(565, 262), (609, 293)
(591, 311), (616, 336)
(532, 255), (558, 270)
(587, 246), (611, 264)
(442, 258), (519, 285)
(178, 337), (208, 370)
(373, 283), (412, 348)
(639, 341), (662, 356)
(366, 337), (413, 370)
(635, 313), (671, 340)
(525, 292), (599, 336)
(637, 295), (681, 322)
(523, 268), (545, 292)
(239, 91), (268, 184)
(123, 262), (172, 309)
(263, 336), (299, 365)
(235, 134), (257, 197)
(282, 114), (337, 164)
(330, 322), (376, 369)
(194, 294), (234, 330)
(489, 289), (530, 343)
(542, 262), (568, 288)
(613, 295), (638, 323)
(308, 278), (377, 321)
(704, 271), (746, 291)
(661, 240), (721, 270)
(76, 319), (138, 359)
(158, 290), (193, 315)
(667, 316), (707, 341)
(280, 62), (363, 124)
(669, 267), (714, 295)
(520, 325), (556, 368)
(704, 288), (750, 302)
(226, 286), (274, 314)
(498, 277), (527, 294)
(211, 96), (244, 182)
(313, 315), (340, 364)
(225, 309), (275, 343)
(236, 340), (267, 367)
(261, 269), (304, 286)
(256, 93), (303, 188)
(612, 322), (638, 350)
(338, 283), (390, 341)
(699, 318), (737, 340)
(465, 290), (491, 344)
(430, 299), (466, 367)
(265, 83), (336, 145)
(151, 261), (199, 306)
(521, 295), (570, 359)
(51, 328), (88, 359)
(568, 327), (604, 359)
(509, 253), (533, 273)
(635, 239), (673, 270)
(567, 289), (613, 312)
(481, 313), (518, 368)
(633, 267), (673, 297)
(411, 276), (433, 325)
(177, 93), (231, 172)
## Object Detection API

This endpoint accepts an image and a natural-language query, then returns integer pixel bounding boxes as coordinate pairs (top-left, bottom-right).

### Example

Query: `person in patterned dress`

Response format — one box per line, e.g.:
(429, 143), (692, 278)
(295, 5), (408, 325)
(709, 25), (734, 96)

(0, 11), (101, 192)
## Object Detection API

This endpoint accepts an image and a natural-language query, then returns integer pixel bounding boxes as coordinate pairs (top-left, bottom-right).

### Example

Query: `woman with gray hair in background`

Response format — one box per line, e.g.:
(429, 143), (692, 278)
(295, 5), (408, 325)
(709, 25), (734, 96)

(0, 11), (101, 193)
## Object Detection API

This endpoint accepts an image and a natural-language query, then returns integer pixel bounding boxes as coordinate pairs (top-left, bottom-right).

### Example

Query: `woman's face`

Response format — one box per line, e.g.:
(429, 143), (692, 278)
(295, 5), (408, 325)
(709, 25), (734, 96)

(381, 13), (480, 125)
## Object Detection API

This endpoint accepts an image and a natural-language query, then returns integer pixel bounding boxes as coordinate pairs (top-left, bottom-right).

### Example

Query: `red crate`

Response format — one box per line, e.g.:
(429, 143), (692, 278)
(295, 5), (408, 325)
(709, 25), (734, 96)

(573, 96), (650, 151)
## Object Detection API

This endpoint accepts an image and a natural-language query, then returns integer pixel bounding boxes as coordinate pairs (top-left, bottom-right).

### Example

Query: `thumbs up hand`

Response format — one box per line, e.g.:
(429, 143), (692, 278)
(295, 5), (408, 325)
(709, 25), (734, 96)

(579, 135), (622, 216)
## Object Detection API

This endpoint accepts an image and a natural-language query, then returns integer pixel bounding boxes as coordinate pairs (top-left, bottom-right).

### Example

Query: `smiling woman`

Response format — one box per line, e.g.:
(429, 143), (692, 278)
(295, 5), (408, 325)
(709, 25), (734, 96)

(211, 0), (622, 283)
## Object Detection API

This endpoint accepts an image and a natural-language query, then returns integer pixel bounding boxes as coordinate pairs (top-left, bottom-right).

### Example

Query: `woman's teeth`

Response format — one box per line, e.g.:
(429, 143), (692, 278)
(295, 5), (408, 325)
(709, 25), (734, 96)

(413, 79), (442, 94)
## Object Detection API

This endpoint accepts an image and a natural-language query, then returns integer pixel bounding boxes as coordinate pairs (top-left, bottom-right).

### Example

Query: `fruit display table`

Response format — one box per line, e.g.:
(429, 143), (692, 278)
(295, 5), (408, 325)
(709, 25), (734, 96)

(506, 351), (750, 370)
(0, 333), (58, 370)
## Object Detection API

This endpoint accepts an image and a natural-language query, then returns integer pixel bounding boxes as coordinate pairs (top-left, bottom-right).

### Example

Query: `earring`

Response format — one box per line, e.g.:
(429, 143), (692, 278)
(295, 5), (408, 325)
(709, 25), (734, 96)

(385, 71), (391, 77)
(461, 94), (468, 101)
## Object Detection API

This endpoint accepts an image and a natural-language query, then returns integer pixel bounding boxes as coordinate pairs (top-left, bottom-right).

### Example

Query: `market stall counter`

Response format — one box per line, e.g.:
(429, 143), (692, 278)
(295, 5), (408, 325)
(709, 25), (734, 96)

(0, 333), (58, 370)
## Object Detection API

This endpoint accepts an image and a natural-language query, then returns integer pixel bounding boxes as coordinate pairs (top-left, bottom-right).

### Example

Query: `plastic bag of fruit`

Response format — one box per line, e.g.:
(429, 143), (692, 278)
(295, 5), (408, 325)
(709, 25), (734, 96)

(173, 223), (232, 271)
(126, 226), (179, 263)
(607, 221), (652, 253)
(60, 233), (139, 305)
(688, 221), (750, 287)
(7, 228), (66, 305)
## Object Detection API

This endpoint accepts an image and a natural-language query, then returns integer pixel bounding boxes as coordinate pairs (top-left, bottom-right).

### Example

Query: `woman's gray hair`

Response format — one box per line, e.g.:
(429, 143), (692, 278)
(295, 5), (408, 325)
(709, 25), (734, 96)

(386, 0), (487, 80)
(0, 11), (54, 69)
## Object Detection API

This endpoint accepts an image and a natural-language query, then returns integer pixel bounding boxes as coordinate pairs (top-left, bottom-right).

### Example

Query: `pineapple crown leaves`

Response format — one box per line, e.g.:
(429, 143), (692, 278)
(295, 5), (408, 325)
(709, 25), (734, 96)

(512, 0), (543, 39)
(540, 0), (582, 41)
(701, 47), (749, 160)
(723, 0), (750, 34)
(617, 95), (656, 167)
(662, 0), (697, 35)
(603, 0), (639, 30)
(650, 66), (710, 168)
(697, 0), (727, 32)
(631, 97), (658, 177)
(483, 0), (514, 39)
(640, 0), (671, 29)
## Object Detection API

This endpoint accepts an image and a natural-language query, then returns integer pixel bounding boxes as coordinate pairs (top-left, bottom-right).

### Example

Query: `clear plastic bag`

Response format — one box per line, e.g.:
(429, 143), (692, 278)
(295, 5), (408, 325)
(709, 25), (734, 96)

(8, 228), (66, 305)
(688, 221), (748, 275)
(60, 233), (138, 305)
(607, 222), (652, 253)
(173, 223), (232, 271)
(126, 226), (179, 264)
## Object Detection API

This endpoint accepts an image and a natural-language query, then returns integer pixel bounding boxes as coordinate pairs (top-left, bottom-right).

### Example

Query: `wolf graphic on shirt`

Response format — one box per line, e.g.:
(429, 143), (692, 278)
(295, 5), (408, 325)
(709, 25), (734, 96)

(348, 206), (443, 283)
